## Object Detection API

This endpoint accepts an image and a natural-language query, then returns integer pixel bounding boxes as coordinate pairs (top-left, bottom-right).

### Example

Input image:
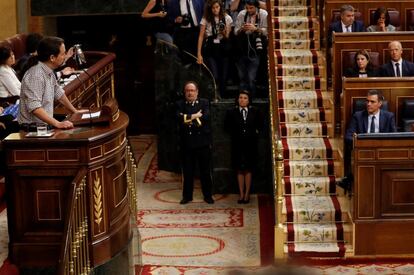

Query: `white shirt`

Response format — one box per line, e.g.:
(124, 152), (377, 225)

(239, 107), (248, 120)
(368, 110), (380, 133)
(0, 65), (21, 98)
(391, 59), (403, 77)
(200, 14), (233, 37)
(180, 0), (198, 27)
(234, 9), (268, 36)
(342, 22), (352, 32)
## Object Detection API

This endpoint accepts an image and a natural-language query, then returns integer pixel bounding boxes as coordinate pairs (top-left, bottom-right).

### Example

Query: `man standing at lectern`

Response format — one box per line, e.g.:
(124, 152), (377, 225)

(18, 36), (81, 129)
(176, 81), (214, 204)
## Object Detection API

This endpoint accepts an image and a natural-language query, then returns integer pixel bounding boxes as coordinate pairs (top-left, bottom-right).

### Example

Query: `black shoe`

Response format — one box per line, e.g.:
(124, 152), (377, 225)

(237, 199), (244, 204)
(243, 199), (250, 204)
(180, 198), (192, 204)
(204, 197), (214, 204)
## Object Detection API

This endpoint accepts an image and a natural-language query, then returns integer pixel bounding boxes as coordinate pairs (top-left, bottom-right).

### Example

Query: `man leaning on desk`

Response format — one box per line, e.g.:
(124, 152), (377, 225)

(18, 36), (84, 130)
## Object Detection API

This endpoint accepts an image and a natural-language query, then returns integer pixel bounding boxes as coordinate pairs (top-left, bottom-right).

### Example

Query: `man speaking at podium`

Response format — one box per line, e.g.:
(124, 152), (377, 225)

(18, 36), (81, 129)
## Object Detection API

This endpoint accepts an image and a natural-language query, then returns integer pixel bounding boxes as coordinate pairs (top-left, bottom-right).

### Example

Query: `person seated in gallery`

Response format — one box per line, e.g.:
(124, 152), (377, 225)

(344, 49), (378, 77)
(339, 89), (397, 192)
(0, 46), (21, 98)
(15, 32), (43, 80)
(380, 41), (414, 77)
(366, 7), (396, 32)
(327, 4), (365, 48)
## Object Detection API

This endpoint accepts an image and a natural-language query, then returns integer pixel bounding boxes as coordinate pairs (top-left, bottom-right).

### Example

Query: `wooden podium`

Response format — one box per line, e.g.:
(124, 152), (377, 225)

(353, 133), (414, 255)
(3, 111), (131, 268)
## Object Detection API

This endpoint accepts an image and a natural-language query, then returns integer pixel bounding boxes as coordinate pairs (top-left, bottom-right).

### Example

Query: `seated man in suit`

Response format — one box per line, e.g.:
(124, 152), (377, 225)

(379, 41), (414, 77)
(327, 4), (365, 48)
(340, 89), (396, 192)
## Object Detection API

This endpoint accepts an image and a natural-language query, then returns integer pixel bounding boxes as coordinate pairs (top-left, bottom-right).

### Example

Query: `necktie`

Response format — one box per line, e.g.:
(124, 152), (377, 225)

(242, 108), (247, 121)
(369, 116), (376, 133)
(395, 63), (401, 77)
(346, 26), (351, 32)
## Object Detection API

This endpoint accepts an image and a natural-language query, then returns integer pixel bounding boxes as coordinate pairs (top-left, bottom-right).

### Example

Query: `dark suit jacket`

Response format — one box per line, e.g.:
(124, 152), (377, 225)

(169, 0), (204, 25)
(327, 20), (365, 47)
(379, 60), (414, 77)
(224, 105), (262, 170)
(345, 109), (397, 143)
(176, 98), (211, 149)
(344, 67), (378, 77)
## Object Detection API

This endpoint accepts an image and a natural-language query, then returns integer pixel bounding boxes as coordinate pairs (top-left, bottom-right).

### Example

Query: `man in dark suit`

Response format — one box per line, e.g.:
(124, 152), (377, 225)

(176, 81), (214, 204)
(169, 0), (204, 57)
(379, 41), (414, 77)
(327, 4), (365, 48)
(340, 90), (396, 192)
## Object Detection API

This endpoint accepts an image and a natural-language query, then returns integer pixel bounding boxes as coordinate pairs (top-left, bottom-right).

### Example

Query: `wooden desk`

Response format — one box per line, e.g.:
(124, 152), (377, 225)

(353, 134), (414, 255)
(4, 112), (130, 268)
(59, 51), (116, 109)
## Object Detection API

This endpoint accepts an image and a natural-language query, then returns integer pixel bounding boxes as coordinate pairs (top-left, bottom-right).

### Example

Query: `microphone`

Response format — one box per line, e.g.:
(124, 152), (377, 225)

(73, 44), (87, 68)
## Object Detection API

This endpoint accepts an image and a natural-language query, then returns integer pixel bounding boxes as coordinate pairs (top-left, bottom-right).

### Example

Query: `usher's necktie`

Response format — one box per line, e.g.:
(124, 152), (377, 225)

(242, 108), (247, 121)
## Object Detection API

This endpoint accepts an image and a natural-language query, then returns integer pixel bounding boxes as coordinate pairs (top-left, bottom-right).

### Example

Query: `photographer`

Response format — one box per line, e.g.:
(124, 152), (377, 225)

(234, 0), (267, 97)
(170, 0), (205, 57)
(197, 0), (232, 98)
(142, 0), (175, 43)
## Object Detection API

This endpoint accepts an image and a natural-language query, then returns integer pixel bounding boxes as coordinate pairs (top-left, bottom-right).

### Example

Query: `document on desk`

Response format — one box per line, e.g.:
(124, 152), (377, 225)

(81, 111), (101, 119)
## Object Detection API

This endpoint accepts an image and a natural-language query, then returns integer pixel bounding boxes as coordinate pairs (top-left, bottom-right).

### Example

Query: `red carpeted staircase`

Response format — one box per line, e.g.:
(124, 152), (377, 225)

(270, 0), (352, 257)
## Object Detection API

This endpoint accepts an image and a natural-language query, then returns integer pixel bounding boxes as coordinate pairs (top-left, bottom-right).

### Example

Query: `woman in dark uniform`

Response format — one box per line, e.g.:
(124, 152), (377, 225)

(225, 90), (262, 203)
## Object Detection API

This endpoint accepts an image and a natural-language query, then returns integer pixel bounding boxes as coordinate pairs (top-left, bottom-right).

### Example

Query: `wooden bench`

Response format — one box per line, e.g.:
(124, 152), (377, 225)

(321, 0), (414, 48)
(341, 77), (414, 137)
(332, 31), (414, 128)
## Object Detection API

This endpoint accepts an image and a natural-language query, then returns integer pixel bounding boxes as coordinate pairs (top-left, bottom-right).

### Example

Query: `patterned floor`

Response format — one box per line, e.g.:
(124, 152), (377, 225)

(129, 135), (414, 275)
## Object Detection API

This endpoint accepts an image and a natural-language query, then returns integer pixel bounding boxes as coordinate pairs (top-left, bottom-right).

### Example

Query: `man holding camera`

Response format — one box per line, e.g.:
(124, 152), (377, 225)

(234, 0), (268, 97)
(170, 0), (205, 58)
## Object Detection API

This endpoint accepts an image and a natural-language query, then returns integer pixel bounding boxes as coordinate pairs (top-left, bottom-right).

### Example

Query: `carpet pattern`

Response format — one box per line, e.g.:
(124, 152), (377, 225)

(130, 135), (265, 272)
(272, 0), (346, 256)
(0, 209), (8, 266)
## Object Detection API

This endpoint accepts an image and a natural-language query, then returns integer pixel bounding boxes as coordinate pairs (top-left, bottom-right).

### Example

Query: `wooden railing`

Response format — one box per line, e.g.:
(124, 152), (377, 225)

(58, 169), (90, 275)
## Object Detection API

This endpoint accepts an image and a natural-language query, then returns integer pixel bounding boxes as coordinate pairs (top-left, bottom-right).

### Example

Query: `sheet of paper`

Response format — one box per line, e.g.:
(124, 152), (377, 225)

(81, 111), (101, 119)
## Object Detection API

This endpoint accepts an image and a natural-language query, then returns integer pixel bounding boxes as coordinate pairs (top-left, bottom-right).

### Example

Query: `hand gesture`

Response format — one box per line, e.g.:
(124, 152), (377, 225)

(61, 67), (75, 76)
(158, 11), (167, 18)
(56, 120), (74, 129)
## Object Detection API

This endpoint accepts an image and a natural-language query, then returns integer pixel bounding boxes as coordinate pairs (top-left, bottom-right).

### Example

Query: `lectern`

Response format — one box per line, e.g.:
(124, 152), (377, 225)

(3, 111), (131, 269)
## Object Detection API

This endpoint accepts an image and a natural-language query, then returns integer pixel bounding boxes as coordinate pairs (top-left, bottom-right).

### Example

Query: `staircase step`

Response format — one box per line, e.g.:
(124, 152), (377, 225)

(274, 7), (311, 17)
(280, 122), (334, 138)
(277, 76), (327, 91)
(279, 109), (332, 123)
(284, 243), (348, 257)
(281, 137), (334, 160)
(283, 223), (352, 244)
(282, 195), (348, 223)
(273, 16), (314, 30)
(283, 159), (342, 178)
(276, 64), (323, 77)
(283, 176), (336, 195)
(278, 91), (331, 109)
(274, 0), (311, 7)
(275, 39), (315, 50)
(274, 50), (324, 66)
(274, 29), (315, 40)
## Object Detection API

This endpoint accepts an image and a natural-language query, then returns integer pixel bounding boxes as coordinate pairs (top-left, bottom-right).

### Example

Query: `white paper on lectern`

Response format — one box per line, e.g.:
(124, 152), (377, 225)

(81, 111), (101, 119)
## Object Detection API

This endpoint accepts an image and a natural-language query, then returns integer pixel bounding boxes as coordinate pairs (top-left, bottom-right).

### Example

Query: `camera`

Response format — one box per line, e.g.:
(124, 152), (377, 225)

(181, 14), (191, 26)
(218, 21), (225, 32)
(255, 36), (263, 50)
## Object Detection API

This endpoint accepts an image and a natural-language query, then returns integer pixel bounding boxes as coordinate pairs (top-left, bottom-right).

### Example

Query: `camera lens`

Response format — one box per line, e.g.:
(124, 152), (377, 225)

(255, 37), (263, 50)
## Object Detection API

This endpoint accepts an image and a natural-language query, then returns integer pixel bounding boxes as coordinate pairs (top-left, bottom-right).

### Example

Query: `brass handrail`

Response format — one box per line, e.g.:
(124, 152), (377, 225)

(266, 0), (285, 259)
(58, 169), (90, 275)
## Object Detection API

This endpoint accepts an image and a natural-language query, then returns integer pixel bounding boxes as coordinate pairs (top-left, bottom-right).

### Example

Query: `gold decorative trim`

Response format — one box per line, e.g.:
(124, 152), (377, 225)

(93, 171), (103, 231)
